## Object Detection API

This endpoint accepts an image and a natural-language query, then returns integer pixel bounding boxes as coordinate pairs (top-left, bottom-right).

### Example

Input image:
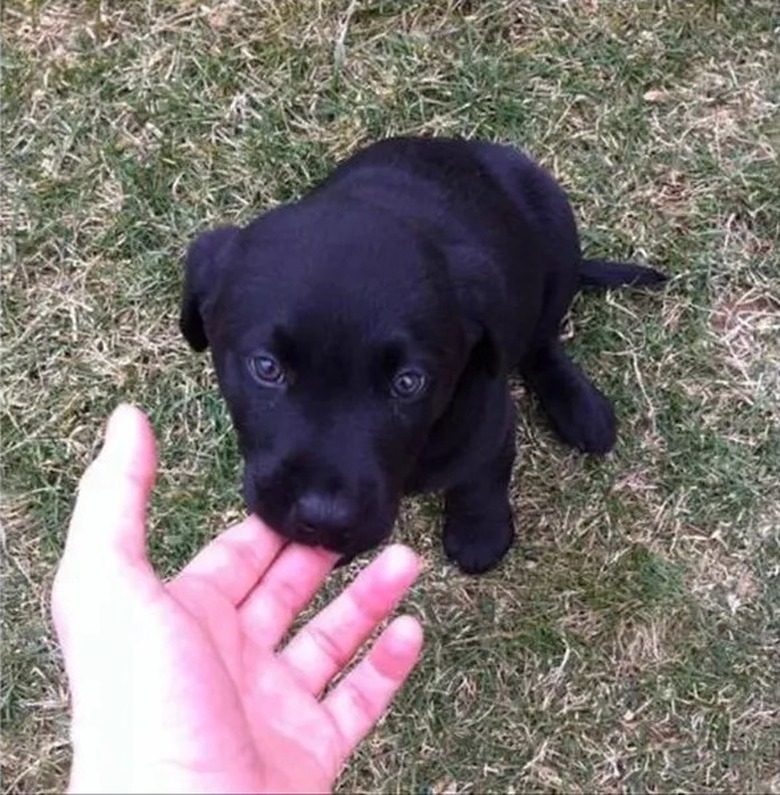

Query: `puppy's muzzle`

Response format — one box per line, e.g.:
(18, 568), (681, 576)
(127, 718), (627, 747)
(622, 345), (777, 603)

(292, 490), (357, 549)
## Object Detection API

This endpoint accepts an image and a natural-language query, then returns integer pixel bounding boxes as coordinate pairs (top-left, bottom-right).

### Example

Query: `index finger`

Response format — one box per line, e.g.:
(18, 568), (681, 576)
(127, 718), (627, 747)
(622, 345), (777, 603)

(172, 514), (288, 605)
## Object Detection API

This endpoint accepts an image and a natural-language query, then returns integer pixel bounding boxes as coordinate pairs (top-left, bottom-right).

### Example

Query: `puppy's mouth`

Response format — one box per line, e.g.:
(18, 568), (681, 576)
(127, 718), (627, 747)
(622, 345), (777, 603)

(242, 465), (402, 560)
(290, 521), (389, 563)
(255, 509), (393, 561)
(244, 488), (395, 559)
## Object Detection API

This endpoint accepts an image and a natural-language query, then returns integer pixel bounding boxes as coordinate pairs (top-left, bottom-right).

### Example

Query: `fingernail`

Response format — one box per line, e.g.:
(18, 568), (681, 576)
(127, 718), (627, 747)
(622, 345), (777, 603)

(102, 403), (138, 459)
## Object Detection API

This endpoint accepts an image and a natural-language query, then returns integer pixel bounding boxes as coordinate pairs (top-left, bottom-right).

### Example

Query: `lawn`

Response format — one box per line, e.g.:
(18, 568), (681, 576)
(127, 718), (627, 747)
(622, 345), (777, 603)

(2, 1), (779, 792)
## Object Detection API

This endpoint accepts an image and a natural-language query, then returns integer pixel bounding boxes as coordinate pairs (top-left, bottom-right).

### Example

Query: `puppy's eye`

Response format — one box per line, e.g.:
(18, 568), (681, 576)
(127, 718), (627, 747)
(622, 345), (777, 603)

(248, 353), (286, 387)
(391, 369), (427, 399)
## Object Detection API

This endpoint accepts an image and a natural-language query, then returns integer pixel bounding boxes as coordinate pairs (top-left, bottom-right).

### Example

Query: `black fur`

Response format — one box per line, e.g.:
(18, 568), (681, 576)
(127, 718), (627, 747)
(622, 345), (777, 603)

(181, 137), (666, 573)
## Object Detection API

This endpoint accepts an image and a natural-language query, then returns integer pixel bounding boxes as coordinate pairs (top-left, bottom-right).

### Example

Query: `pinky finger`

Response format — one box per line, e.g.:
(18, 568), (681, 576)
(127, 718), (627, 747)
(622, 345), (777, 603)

(323, 615), (424, 762)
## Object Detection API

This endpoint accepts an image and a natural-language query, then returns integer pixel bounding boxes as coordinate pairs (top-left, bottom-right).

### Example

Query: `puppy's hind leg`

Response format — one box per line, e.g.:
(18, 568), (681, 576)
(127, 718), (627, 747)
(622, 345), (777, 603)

(443, 425), (516, 574)
(522, 340), (616, 455)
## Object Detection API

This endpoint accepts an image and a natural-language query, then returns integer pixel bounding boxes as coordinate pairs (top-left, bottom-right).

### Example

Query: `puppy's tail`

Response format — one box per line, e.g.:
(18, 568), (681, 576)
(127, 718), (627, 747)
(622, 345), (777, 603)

(579, 259), (667, 292)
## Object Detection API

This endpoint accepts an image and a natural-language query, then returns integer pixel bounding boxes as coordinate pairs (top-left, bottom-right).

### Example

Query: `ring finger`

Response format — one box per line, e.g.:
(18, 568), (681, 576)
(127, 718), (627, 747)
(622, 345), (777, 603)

(279, 544), (420, 693)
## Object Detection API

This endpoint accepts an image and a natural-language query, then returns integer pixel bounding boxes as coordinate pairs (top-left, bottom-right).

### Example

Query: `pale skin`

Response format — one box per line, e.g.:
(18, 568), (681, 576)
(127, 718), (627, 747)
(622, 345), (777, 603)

(51, 404), (424, 794)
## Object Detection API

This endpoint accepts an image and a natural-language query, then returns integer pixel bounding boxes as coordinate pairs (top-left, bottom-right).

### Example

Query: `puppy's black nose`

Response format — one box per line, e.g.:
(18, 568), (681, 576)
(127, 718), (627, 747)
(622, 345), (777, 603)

(294, 492), (356, 543)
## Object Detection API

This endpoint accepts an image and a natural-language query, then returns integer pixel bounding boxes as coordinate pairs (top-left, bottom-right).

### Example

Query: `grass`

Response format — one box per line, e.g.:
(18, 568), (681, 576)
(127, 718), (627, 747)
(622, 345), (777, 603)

(2, 0), (779, 791)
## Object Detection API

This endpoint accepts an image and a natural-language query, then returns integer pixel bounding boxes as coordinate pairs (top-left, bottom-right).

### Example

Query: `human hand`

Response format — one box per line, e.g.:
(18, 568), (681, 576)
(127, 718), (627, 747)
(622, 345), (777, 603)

(52, 405), (424, 794)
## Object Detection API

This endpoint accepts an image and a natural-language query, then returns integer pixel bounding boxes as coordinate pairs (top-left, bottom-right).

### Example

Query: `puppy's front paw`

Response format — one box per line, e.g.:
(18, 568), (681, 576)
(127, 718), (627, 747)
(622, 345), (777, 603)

(524, 343), (618, 456)
(443, 511), (515, 574)
(557, 385), (617, 455)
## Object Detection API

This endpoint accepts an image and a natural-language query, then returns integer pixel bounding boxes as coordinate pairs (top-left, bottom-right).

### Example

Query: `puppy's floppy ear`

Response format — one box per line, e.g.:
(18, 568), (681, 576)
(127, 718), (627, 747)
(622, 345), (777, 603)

(180, 226), (239, 352)
(445, 244), (505, 378)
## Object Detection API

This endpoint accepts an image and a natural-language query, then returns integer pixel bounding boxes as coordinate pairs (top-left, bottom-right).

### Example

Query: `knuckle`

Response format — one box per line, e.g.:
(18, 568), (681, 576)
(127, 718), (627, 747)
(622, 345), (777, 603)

(267, 575), (302, 624)
(353, 589), (389, 625)
(79, 455), (150, 497)
(340, 676), (378, 725)
(229, 537), (265, 583)
(305, 622), (352, 669)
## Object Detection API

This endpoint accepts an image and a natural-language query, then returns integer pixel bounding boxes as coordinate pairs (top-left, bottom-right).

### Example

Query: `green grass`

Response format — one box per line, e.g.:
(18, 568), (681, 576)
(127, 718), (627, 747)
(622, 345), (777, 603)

(2, 0), (779, 792)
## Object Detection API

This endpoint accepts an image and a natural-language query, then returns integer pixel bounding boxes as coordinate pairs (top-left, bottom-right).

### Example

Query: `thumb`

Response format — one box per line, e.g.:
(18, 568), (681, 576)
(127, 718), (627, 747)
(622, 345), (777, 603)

(53, 404), (160, 637)
(52, 406), (166, 721)
(64, 403), (158, 567)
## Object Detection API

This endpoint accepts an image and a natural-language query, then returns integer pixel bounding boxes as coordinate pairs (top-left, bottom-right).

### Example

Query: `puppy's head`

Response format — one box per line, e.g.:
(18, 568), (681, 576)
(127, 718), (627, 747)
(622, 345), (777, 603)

(181, 200), (498, 558)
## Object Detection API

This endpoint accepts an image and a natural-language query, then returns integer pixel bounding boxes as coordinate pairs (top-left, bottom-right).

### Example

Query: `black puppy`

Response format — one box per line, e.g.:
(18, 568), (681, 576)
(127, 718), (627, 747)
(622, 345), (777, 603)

(180, 137), (665, 573)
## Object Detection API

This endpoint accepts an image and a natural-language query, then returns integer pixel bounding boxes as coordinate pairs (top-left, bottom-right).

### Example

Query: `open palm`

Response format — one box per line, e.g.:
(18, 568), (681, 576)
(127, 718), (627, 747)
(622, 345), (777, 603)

(52, 406), (423, 794)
